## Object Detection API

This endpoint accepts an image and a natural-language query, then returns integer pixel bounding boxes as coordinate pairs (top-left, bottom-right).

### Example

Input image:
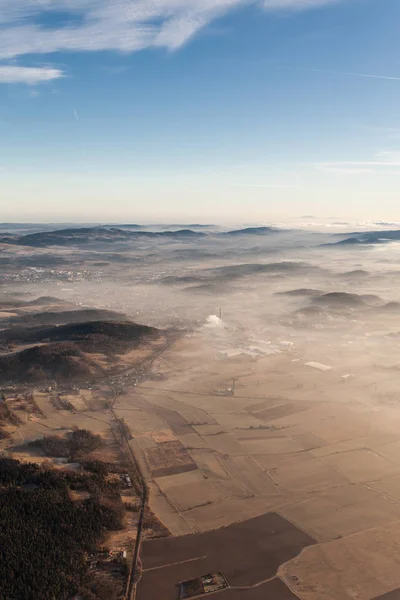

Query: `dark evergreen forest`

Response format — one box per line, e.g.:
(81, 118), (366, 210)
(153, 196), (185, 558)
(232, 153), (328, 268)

(0, 458), (124, 600)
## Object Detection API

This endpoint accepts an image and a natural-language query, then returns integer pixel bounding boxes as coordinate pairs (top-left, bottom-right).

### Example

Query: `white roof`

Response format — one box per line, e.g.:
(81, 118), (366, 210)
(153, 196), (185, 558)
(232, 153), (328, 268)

(305, 361), (332, 372)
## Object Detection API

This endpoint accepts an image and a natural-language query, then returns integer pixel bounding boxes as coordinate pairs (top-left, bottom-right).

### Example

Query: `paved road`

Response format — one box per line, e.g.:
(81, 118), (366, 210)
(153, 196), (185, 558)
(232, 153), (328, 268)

(109, 336), (180, 599)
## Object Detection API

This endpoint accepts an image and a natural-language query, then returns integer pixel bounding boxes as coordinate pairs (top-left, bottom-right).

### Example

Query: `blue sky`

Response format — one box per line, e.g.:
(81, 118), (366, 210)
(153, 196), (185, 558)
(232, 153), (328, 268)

(1, 0), (400, 222)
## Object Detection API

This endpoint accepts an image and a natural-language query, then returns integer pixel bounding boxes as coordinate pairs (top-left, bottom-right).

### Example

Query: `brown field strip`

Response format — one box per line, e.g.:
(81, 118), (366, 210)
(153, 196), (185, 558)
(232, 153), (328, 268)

(145, 439), (197, 477)
(137, 512), (316, 600)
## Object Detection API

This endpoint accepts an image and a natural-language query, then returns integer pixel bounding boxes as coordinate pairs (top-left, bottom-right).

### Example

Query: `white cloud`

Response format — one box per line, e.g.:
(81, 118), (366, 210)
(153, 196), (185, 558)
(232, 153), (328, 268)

(263, 0), (340, 9)
(0, 65), (64, 83)
(314, 151), (400, 175)
(317, 166), (374, 175)
(0, 0), (351, 84)
(0, 0), (347, 60)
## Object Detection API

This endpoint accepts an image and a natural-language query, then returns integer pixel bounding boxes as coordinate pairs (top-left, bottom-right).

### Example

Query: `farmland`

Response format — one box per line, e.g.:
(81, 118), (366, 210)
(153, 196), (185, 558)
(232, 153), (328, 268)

(110, 324), (400, 600)
(5, 318), (400, 599)
(137, 513), (315, 600)
(5, 253), (400, 600)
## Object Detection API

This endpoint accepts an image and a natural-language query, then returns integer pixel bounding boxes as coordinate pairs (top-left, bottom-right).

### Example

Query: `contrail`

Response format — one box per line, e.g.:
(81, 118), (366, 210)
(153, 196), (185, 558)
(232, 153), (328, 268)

(310, 68), (400, 81)
(73, 108), (79, 121)
(346, 72), (400, 81)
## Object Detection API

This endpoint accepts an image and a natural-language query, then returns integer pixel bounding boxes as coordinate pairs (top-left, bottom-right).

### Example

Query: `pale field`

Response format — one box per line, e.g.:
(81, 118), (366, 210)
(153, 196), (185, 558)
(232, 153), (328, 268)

(218, 455), (278, 495)
(212, 412), (266, 430)
(279, 523), (400, 600)
(163, 400), (216, 425)
(5, 322), (400, 599)
(63, 394), (89, 411)
(201, 432), (245, 456)
(253, 401), (313, 422)
(183, 491), (288, 531)
(116, 408), (167, 433)
(164, 478), (246, 511)
(321, 448), (400, 483)
(188, 448), (231, 479)
(111, 329), (400, 599)
(370, 439), (400, 465)
(148, 482), (196, 535)
(151, 429), (176, 442)
(135, 434), (158, 449)
(0, 390), (113, 461)
(33, 391), (59, 417)
(370, 474), (400, 502)
(155, 469), (206, 490)
(279, 484), (400, 541)
(169, 394), (252, 415)
(238, 436), (304, 455)
(267, 453), (350, 494)
(193, 423), (225, 435)
(136, 392), (218, 426)
(177, 432), (208, 449)
(255, 451), (304, 471)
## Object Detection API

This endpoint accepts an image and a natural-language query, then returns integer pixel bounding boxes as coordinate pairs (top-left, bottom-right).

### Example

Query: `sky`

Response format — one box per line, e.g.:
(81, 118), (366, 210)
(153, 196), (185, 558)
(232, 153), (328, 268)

(0, 0), (400, 223)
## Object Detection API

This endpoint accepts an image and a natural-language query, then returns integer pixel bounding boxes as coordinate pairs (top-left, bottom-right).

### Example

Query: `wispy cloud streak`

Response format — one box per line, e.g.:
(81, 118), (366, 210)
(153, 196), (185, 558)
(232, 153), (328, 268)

(264, 0), (341, 9)
(0, 0), (354, 84)
(0, 0), (351, 59)
(0, 65), (64, 83)
(314, 152), (400, 175)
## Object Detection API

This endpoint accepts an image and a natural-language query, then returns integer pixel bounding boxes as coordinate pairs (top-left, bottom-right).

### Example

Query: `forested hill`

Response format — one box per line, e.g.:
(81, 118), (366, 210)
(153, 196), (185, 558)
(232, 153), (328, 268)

(0, 320), (161, 384)
(0, 457), (124, 600)
(0, 320), (158, 346)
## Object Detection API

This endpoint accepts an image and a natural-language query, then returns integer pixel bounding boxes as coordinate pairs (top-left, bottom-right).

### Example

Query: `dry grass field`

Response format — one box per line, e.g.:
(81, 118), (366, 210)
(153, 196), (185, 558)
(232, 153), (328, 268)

(4, 311), (400, 600)
(280, 521), (400, 600)
(109, 329), (400, 599)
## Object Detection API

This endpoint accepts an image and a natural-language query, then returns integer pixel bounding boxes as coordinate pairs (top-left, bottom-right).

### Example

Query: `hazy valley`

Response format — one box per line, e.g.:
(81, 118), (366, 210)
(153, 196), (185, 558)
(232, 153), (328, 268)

(2, 221), (400, 599)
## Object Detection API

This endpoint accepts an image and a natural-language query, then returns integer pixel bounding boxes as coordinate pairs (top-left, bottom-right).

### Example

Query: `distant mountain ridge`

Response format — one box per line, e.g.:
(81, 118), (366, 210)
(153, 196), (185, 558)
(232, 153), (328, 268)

(0, 227), (207, 247)
(325, 229), (400, 247)
(0, 225), (282, 247)
(224, 226), (278, 235)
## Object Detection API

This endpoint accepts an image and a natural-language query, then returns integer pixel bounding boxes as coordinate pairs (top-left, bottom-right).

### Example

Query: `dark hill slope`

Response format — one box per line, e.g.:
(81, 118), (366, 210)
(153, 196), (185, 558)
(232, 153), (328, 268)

(276, 288), (323, 297)
(374, 302), (400, 314)
(161, 262), (321, 287)
(0, 320), (158, 348)
(313, 292), (368, 308)
(225, 227), (278, 235)
(0, 321), (160, 383)
(326, 230), (400, 247)
(0, 309), (126, 328)
(0, 296), (64, 310)
(312, 292), (382, 308)
(0, 343), (96, 382)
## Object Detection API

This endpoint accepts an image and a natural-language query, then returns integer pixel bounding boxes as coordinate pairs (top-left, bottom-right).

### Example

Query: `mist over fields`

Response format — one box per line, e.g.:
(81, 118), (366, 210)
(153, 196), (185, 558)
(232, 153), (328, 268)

(2, 220), (400, 325)
(4, 220), (400, 599)
(2, 219), (400, 394)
